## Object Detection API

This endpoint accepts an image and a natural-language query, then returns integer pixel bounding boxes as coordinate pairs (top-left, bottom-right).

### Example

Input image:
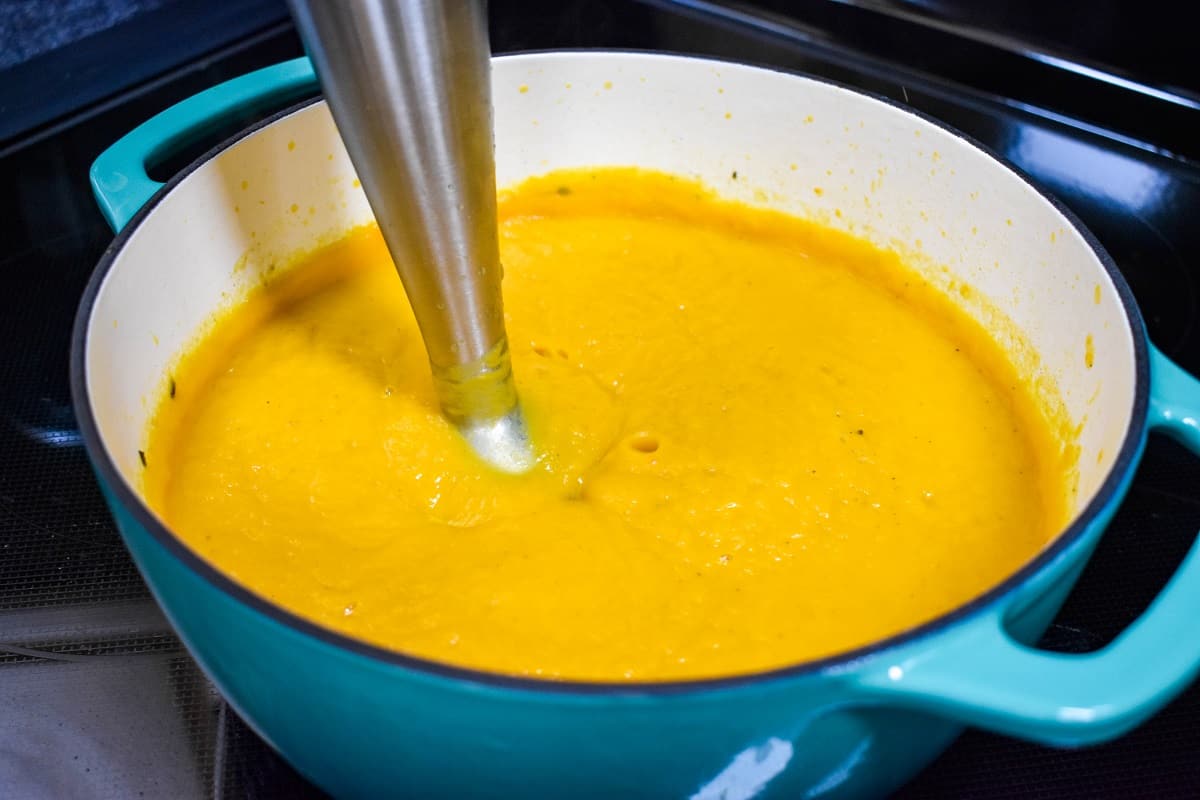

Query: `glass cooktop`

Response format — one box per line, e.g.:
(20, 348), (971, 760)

(1, 0), (1197, 796)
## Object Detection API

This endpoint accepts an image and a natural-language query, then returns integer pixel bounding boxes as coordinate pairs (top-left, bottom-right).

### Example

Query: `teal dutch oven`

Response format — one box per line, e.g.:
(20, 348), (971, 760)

(72, 53), (1200, 799)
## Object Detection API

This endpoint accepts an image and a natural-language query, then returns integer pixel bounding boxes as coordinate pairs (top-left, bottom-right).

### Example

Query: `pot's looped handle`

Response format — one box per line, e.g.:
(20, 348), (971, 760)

(90, 57), (317, 232)
(856, 343), (1200, 747)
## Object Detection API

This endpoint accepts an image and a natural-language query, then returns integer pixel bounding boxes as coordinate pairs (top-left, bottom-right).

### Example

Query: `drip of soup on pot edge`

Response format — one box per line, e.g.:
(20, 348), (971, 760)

(142, 168), (1076, 681)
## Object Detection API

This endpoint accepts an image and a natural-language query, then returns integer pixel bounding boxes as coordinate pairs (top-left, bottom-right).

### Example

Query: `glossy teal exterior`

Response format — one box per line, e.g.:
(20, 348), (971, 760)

(82, 55), (1200, 798)
(856, 345), (1200, 749)
(89, 57), (316, 231)
(88, 402), (1165, 800)
(98, 479), (967, 799)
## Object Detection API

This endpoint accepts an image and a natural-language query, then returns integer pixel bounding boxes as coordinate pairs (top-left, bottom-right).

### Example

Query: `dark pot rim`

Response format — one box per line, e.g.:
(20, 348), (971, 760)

(70, 50), (1151, 696)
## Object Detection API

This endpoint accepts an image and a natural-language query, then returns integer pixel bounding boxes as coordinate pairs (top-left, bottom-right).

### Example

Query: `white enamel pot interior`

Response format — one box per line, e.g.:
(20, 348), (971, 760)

(84, 53), (1137, 513)
(75, 52), (1199, 800)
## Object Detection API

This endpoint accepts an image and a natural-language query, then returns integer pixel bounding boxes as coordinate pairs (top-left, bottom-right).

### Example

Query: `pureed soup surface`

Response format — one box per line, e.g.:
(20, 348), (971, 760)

(145, 168), (1075, 681)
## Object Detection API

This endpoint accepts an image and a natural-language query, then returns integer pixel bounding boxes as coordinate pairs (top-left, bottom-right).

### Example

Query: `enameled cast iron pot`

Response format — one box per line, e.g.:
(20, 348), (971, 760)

(72, 53), (1200, 799)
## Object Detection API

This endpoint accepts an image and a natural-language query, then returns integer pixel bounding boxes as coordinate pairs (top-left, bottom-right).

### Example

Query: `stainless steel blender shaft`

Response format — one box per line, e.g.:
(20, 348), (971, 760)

(288, 0), (533, 472)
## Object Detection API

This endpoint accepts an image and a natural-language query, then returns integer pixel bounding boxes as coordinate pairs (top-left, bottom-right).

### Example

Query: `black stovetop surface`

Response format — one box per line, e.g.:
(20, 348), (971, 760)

(2, 1), (1198, 797)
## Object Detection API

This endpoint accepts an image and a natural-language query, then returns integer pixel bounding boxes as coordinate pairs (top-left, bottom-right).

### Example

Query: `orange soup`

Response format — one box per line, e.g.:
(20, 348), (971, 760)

(143, 168), (1074, 681)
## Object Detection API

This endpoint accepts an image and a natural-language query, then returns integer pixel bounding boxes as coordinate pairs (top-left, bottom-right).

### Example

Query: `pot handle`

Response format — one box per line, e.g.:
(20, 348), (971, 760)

(89, 57), (317, 232)
(855, 343), (1200, 747)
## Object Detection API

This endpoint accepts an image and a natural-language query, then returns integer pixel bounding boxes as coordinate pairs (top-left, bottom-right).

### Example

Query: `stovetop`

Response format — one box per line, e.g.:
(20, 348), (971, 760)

(2, 1), (1198, 797)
